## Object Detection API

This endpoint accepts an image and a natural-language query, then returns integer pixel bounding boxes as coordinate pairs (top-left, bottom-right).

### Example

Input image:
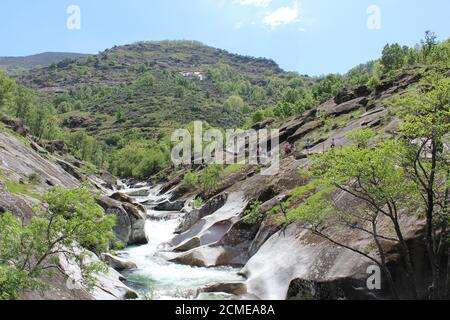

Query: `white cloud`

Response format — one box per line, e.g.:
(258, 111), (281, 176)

(263, 1), (300, 29)
(238, 0), (272, 8)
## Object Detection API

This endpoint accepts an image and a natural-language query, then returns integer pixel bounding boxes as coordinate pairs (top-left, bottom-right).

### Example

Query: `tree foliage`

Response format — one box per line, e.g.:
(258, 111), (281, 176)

(0, 186), (116, 300)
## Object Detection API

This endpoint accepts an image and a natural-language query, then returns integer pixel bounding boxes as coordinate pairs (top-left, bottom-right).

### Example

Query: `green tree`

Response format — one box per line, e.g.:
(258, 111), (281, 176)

(224, 95), (245, 112)
(393, 71), (450, 299)
(29, 103), (58, 140)
(199, 165), (223, 193)
(380, 43), (407, 73)
(252, 110), (265, 124)
(421, 30), (438, 60)
(312, 74), (344, 103)
(0, 186), (116, 300)
(0, 71), (17, 114)
(14, 86), (34, 120)
(287, 135), (420, 299)
(115, 107), (125, 123)
(182, 170), (199, 189)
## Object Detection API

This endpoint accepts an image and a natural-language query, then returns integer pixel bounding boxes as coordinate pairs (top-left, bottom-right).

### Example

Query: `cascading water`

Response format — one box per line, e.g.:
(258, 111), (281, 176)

(117, 185), (244, 300)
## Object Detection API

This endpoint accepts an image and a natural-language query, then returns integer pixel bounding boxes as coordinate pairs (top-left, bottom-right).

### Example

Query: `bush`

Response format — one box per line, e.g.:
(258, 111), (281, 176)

(242, 201), (263, 224)
(199, 165), (223, 192)
(28, 172), (41, 185)
(182, 170), (199, 189)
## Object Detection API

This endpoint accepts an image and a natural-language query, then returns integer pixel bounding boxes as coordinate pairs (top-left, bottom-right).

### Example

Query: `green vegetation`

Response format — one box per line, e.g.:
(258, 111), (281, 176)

(0, 33), (448, 184)
(283, 69), (449, 299)
(0, 186), (116, 300)
(192, 197), (203, 209)
(181, 164), (224, 193)
(3, 180), (43, 201)
(242, 201), (263, 224)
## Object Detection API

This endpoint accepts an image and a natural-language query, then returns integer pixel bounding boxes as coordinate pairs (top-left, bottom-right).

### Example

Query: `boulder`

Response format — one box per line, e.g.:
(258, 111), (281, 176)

(170, 192), (247, 252)
(102, 253), (138, 271)
(0, 115), (29, 137)
(62, 116), (92, 129)
(153, 199), (185, 212)
(287, 120), (324, 144)
(251, 118), (275, 131)
(111, 192), (146, 213)
(198, 282), (247, 296)
(126, 188), (150, 197)
(0, 182), (35, 221)
(104, 193), (147, 245)
(175, 193), (228, 234)
(43, 140), (66, 153)
(101, 197), (147, 246)
(56, 159), (83, 181)
(97, 196), (132, 245)
(324, 97), (366, 117)
(334, 86), (371, 105)
(98, 170), (117, 188)
(278, 117), (305, 143)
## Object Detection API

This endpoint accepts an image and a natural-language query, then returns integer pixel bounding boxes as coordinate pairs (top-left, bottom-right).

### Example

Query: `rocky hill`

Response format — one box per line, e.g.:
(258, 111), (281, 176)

(16, 41), (311, 138)
(0, 120), (145, 300)
(0, 52), (88, 75)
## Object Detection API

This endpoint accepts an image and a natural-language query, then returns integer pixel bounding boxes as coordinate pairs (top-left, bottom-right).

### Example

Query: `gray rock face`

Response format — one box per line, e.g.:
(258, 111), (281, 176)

(176, 193), (228, 234)
(288, 120), (324, 143)
(0, 182), (35, 221)
(241, 224), (374, 300)
(0, 115), (29, 137)
(153, 199), (185, 211)
(198, 282), (247, 296)
(102, 253), (138, 271)
(169, 192), (247, 251)
(319, 97), (367, 117)
(98, 196), (132, 245)
(241, 187), (427, 300)
(0, 130), (141, 300)
(0, 131), (80, 191)
(97, 195), (147, 245)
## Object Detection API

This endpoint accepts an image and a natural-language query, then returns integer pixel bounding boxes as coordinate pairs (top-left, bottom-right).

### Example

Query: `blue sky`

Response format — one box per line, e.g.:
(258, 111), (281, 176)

(0, 0), (449, 75)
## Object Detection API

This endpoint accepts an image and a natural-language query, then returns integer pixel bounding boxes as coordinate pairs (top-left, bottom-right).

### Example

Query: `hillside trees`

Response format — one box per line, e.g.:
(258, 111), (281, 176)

(380, 43), (409, 73)
(0, 71), (17, 113)
(110, 140), (170, 178)
(224, 95), (245, 112)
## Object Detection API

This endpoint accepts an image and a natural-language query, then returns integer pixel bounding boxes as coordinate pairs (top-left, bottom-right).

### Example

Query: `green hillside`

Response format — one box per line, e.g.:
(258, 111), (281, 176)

(0, 52), (89, 75)
(18, 41), (313, 139)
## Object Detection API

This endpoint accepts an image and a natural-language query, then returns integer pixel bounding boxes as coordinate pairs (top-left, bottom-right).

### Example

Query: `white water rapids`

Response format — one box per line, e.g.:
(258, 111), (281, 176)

(117, 185), (244, 300)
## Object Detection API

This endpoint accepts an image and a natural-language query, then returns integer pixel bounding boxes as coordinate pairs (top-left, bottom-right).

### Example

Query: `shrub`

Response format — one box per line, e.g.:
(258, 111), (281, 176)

(242, 201), (263, 224)
(182, 170), (199, 189)
(199, 165), (223, 192)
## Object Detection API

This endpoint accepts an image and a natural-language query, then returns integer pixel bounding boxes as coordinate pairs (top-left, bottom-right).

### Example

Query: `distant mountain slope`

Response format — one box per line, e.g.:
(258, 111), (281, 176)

(0, 52), (89, 73)
(17, 41), (312, 138)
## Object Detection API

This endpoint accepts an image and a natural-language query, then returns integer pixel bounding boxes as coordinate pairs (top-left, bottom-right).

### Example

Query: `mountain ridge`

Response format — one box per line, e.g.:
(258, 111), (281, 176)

(16, 40), (312, 138)
(0, 52), (89, 73)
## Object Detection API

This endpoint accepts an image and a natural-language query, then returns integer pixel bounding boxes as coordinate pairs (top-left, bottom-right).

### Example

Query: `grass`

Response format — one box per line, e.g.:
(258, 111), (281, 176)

(223, 163), (245, 175)
(4, 179), (44, 201)
(0, 171), (44, 201)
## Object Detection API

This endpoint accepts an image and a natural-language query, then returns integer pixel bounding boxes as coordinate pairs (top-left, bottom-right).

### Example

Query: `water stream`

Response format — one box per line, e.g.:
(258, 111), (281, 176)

(117, 185), (244, 300)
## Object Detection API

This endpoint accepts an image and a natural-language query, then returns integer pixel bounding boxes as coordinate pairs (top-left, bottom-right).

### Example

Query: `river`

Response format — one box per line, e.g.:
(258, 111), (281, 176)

(116, 185), (244, 300)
